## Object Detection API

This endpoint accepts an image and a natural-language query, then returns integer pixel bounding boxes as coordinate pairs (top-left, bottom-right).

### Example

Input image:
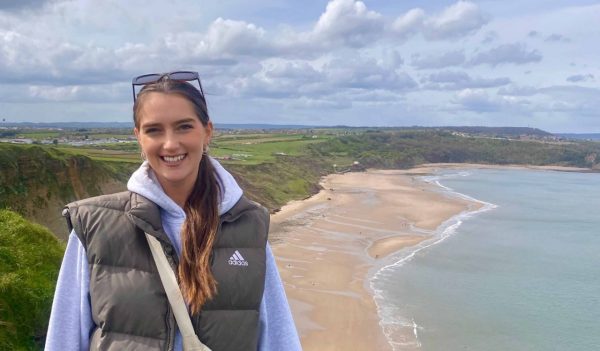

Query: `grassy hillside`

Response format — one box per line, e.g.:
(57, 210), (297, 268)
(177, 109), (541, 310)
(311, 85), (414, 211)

(310, 130), (600, 169)
(0, 144), (136, 239)
(0, 210), (64, 350)
(227, 154), (332, 211)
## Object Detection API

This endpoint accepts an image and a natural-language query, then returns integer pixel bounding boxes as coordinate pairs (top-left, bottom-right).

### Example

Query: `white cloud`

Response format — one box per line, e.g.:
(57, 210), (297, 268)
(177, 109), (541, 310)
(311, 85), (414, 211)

(202, 18), (271, 57)
(537, 85), (600, 117)
(566, 74), (594, 82)
(225, 54), (416, 101)
(161, 18), (276, 64)
(27, 84), (125, 102)
(0, 0), (57, 11)
(311, 0), (384, 47)
(411, 50), (465, 69)
(481, 30), (498, 44)
(286, 97), (352, 110)
(453, 88), (526, 112)
(545, 33), (570, 42)
(323, 56), (417, 91)
(391, 8), (425, 39)
(497, 85), (538, 96)
(469, 43), (542, 66)
(226, 59), (324, 99)
(0, 0), (598, 131)
(423, 1), (489, 40)
(0, 83), (127, 103)
(424, 71), (510, 90)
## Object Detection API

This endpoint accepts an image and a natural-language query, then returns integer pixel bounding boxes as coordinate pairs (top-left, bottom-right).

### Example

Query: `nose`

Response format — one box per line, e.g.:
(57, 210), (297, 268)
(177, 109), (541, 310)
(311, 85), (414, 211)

(163, 130), (180, 151)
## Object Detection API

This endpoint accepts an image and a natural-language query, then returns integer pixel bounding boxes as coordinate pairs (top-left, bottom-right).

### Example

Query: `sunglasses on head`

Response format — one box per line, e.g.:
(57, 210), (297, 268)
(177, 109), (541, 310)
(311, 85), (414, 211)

(131, 71), (204, 102)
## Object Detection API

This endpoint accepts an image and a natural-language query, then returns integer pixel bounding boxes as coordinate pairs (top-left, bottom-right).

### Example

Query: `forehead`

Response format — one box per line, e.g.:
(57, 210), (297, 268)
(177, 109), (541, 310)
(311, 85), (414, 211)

(137, 92), (198, 125)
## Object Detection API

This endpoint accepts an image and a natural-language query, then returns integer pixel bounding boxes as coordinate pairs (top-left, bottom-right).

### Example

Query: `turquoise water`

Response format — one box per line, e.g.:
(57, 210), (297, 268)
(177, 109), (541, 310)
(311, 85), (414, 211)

(371, 169), (600, 350)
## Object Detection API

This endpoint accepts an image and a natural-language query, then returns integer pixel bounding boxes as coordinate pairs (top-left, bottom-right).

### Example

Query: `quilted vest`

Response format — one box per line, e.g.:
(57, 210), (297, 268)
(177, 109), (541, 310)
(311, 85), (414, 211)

(63, 191), (268, 351)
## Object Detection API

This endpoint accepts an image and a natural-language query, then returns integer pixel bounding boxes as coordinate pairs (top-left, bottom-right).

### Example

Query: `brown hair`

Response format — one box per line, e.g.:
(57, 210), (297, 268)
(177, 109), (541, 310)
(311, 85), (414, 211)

(133, 76), (222, 314)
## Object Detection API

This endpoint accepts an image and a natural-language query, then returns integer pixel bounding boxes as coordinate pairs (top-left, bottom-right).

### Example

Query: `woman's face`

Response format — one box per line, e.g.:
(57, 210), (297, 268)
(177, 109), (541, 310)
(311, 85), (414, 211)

(134, 92), (212, 195)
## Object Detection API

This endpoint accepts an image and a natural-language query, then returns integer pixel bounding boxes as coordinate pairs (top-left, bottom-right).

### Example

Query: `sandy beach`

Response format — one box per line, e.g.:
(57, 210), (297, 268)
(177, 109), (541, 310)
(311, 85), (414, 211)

(269, 168), (482, 350)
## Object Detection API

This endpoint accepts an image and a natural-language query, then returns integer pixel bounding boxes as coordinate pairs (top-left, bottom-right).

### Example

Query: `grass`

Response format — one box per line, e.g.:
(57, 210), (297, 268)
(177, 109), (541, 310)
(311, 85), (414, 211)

(0, 210), (64, 350)
(212, 133), (332, 165)
(54, 146), (141, 163)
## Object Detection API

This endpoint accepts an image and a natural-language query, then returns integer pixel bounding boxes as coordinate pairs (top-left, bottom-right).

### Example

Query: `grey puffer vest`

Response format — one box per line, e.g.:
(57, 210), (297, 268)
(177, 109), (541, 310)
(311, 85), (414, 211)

(63, 191), (268, 351)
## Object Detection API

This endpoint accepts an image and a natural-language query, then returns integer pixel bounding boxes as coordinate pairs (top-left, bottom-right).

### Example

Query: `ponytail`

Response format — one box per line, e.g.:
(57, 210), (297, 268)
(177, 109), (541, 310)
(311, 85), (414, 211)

(179, 156), (222, 314)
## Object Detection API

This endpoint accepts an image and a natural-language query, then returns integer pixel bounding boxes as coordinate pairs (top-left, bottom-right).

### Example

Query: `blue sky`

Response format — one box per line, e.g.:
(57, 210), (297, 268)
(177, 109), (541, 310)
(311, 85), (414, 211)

(0, 0), (599, 132)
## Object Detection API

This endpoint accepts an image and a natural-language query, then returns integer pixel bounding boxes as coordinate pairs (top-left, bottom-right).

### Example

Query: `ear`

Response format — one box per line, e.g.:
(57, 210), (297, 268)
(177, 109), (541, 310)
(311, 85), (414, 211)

(206, 121), (214, 144)
(134, 127), (140, 142)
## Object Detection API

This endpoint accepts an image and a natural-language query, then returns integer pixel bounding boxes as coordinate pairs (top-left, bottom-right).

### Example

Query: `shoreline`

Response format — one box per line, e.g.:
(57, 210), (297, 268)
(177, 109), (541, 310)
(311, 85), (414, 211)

(268, 163), (591, 349)
(269, 167), (483, 350)
(409, 162), (598, 173)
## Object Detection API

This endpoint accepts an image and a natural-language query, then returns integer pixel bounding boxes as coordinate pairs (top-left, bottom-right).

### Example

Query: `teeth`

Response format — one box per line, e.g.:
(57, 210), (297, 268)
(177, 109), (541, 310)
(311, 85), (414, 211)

(163, 154), (185, 162)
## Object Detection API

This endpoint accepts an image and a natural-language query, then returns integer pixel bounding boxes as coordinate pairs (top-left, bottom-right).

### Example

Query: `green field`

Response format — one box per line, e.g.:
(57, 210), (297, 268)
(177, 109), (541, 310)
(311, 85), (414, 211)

(45, 132), (335, 166)
(211, 133), (333, 165)
(54, 146), (141, 163)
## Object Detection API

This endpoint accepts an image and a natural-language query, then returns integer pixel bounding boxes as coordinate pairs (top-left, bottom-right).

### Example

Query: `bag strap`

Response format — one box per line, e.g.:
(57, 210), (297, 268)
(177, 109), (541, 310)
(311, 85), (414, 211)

(145, 232), (212, 351)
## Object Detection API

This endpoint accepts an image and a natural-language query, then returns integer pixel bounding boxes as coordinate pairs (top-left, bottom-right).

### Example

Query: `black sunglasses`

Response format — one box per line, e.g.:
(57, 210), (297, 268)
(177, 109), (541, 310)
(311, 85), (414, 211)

(131, 71), (204, 102)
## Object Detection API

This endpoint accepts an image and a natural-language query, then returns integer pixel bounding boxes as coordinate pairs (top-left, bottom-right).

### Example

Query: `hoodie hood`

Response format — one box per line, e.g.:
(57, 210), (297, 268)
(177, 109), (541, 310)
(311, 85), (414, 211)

(127, 157), (243, 218)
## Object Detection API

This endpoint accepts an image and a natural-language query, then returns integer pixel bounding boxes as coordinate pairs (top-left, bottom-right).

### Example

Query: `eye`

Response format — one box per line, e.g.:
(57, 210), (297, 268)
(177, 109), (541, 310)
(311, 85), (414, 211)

(178, 123), (194, 130)
(144, 127), (160, 134)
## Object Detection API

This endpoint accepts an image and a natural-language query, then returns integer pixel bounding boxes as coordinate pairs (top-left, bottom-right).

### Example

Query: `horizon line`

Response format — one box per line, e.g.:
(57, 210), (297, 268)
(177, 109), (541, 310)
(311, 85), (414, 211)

(2, 121), (600, 134)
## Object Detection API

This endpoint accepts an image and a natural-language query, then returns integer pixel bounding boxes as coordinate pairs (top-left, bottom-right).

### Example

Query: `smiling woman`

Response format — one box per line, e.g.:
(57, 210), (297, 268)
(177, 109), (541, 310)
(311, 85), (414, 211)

(134, 93), (213, 207)
(44, 72), (302, 351)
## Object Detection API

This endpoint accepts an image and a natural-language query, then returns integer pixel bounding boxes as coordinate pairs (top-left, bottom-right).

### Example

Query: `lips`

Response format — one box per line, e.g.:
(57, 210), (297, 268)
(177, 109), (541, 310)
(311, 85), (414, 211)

(161, 154), (187, 163)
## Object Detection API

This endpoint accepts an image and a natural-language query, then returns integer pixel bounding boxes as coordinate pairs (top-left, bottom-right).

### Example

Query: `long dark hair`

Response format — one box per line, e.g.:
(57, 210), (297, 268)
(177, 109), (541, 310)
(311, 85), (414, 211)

(133, 76), (222, 314)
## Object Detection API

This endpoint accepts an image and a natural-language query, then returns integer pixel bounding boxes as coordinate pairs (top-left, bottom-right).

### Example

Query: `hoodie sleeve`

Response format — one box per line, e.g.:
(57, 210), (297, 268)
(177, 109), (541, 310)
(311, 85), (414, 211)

(45, 231), (94, 351)
(258, 244), (302, 351)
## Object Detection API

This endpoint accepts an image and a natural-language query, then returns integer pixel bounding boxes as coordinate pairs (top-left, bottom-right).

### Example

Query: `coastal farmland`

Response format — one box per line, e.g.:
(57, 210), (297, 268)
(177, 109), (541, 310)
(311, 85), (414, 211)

(1, 127), (338, 166)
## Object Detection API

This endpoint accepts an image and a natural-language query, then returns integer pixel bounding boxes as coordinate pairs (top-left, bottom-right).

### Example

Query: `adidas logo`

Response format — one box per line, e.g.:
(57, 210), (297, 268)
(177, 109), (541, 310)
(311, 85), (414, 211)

(228, 250), (248, 266)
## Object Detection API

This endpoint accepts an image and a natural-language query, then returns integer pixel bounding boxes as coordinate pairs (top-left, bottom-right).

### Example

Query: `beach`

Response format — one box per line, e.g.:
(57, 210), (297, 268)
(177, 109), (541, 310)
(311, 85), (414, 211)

(269, 168), (482, 350)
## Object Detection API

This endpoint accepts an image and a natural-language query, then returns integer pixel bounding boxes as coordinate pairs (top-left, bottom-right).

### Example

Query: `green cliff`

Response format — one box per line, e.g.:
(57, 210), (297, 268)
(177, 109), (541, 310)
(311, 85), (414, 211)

(0, 210), (64, 350)
(0, 144), (135, 239)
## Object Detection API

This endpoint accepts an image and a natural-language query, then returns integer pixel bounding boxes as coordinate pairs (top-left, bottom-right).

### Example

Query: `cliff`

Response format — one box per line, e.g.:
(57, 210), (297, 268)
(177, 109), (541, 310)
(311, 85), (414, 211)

(0, 144), (135, 240)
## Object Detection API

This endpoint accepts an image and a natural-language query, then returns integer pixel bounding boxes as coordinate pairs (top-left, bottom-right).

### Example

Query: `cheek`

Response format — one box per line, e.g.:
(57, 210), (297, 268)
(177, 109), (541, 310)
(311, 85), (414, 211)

(138, 137), (155, 154)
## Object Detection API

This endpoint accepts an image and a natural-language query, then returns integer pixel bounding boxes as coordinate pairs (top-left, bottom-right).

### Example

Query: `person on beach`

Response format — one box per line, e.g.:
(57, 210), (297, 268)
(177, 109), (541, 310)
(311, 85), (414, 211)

(45, 71), (302, 351)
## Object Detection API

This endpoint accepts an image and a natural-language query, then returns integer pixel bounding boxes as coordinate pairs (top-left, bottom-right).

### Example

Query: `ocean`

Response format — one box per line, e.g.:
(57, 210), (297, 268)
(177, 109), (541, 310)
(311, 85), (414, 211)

(370, 168), (600, 350)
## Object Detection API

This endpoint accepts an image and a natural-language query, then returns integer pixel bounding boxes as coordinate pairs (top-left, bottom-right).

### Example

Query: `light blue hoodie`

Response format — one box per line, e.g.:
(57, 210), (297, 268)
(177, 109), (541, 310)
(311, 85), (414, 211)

(45, 158), (302, 351)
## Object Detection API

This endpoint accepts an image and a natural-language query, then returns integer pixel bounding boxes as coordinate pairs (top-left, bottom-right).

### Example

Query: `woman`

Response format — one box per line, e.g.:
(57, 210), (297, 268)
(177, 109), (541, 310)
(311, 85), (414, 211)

(45, 72), (302, 351)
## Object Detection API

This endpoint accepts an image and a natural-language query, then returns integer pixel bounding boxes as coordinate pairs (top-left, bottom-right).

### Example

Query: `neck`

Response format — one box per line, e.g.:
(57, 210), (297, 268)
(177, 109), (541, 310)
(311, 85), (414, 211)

(160, 180), (194, 209)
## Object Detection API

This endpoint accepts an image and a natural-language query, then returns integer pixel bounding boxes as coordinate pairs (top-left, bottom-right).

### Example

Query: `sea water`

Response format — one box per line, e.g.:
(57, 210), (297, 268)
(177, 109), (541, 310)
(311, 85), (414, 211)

(370, 168), (600, 350)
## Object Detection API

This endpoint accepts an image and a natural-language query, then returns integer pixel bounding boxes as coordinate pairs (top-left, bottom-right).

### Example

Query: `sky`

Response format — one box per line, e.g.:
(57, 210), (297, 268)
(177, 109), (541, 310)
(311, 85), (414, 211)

(0, 0), (599, 132)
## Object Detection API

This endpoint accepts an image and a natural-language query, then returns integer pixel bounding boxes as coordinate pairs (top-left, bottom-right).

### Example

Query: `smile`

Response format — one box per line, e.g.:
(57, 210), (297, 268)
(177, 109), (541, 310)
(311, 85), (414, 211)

(161, 154), (187, 163)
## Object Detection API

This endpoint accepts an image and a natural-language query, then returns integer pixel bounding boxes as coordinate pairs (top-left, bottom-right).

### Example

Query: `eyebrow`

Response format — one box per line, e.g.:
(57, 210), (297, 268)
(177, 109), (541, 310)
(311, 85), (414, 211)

(141, 118), (197, 129)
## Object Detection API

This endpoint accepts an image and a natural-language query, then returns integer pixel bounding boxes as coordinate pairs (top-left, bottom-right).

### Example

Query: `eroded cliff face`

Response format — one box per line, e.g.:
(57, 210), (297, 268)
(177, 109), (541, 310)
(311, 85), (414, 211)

(0, 145), (134, 240)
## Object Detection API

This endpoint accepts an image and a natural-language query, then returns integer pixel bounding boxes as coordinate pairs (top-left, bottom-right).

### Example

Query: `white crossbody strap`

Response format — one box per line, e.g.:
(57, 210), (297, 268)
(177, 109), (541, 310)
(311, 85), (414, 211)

(145, 233), (212, 351)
